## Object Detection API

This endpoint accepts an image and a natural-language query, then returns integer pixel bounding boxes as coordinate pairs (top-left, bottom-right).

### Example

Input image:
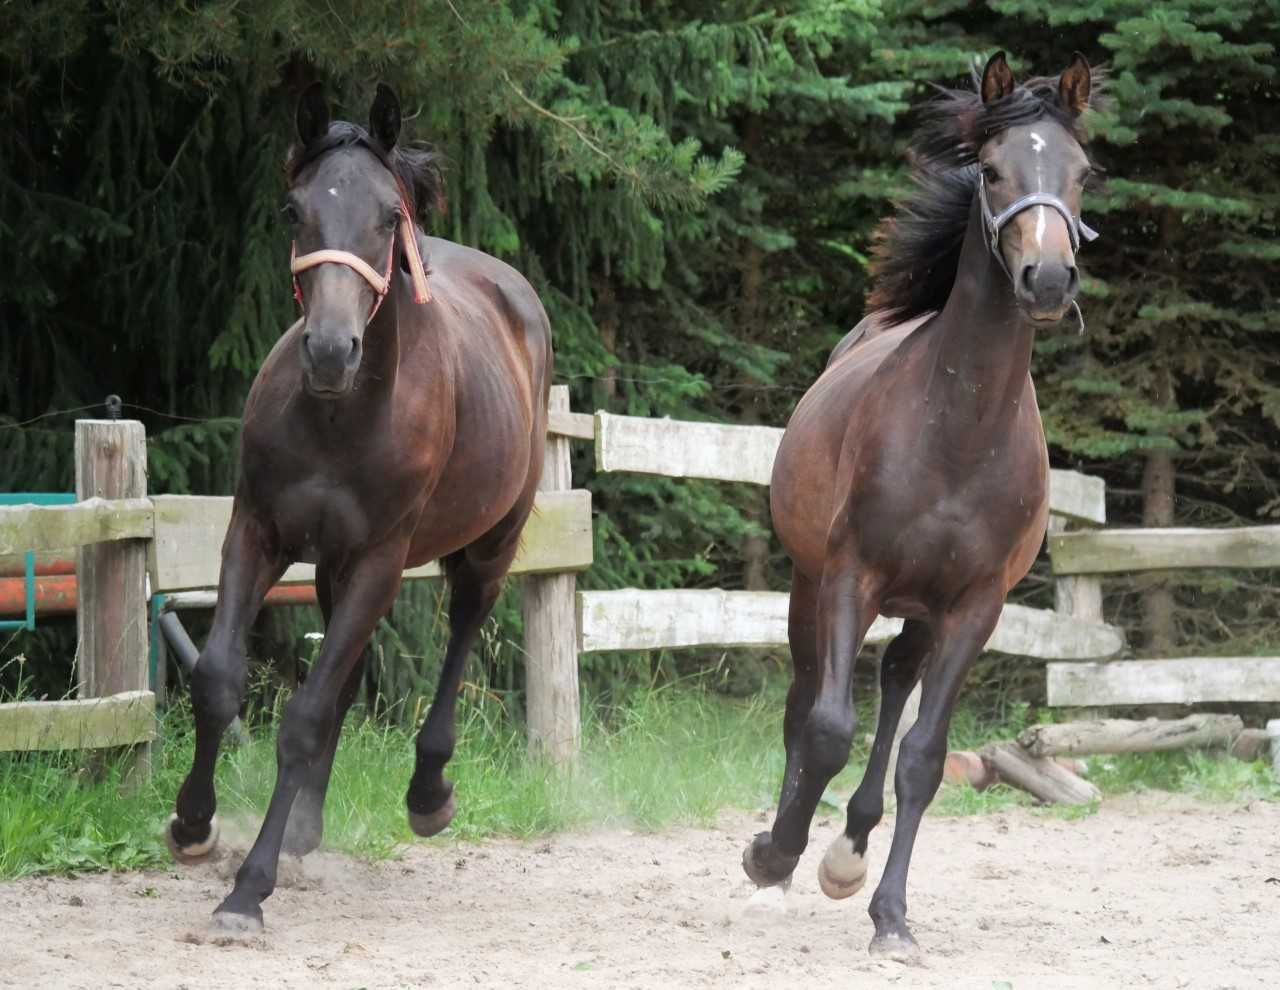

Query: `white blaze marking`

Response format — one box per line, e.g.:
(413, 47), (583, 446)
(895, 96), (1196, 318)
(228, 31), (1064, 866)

(1030, 131), (1046, 153)
(328, 187), (339, 197)
(1034, 205), (1047, 248)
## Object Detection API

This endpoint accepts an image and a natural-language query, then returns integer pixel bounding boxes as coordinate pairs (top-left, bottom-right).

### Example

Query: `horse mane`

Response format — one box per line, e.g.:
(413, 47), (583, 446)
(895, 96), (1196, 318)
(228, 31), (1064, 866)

(867, 65), (1105, 321)
(285, 120), (446, 221)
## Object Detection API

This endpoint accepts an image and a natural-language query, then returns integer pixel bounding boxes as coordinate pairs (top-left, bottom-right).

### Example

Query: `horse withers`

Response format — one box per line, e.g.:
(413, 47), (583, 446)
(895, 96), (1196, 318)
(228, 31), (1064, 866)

(743, 53), (1100, 961)
(164, 83), (553, 932)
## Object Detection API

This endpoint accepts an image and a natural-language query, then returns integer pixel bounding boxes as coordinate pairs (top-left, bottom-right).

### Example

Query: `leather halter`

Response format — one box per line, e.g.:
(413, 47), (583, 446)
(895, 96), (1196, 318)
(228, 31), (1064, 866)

(290, 182), (431, 322)
(977, 171), (1098, 331)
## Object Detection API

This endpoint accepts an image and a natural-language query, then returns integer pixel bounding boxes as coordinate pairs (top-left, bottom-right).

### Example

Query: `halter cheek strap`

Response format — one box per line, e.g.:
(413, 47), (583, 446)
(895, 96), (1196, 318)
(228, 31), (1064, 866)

(289, 189), (432, 322)
(978, 172), (1099, 332)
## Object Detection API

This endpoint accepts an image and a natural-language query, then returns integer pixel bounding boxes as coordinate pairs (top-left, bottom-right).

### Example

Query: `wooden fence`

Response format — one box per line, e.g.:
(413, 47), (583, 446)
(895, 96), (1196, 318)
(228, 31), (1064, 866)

(5, 392), (1275, 771)
(1045, 526), (1280, 707)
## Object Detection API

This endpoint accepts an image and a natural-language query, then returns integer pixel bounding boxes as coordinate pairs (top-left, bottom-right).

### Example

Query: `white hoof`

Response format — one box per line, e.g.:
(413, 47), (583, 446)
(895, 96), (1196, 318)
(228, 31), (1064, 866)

(744, 883), (790, 916)
(165, 814), (220, 865)
(817, 833), (867, 900)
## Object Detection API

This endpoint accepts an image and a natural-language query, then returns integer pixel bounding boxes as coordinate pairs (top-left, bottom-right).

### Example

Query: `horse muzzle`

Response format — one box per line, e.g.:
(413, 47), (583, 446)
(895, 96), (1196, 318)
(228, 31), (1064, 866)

(1016, 260), (1079, 323)
(301, 327), (362, 397)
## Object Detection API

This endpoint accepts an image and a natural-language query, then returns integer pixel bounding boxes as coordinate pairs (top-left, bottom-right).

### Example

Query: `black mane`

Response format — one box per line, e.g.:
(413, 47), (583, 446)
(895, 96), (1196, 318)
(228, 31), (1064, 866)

(285, 120), (446, 220)
(867, 66), (1102, 321)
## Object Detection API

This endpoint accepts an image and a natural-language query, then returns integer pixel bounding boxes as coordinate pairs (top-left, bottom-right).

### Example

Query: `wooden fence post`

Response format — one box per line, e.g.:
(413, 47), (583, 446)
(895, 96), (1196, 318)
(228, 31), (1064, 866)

(1047, 516), (1103, 624)
(522, 387), (581, 763)
(76, 418), (150, 781)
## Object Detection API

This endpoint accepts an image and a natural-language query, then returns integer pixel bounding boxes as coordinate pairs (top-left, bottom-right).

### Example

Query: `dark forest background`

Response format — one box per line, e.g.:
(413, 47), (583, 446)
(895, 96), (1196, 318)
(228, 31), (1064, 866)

(3, 0), (1278, 713)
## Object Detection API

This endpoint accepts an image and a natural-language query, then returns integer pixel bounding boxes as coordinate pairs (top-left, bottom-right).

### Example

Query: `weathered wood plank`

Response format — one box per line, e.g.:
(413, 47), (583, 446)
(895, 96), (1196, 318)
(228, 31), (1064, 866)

(595, 411), (783, 485)
(523, 386), (582, 763)
(576, 590), (1123, 660)
(547, 409), (595, 441)
(0, 497), (153, 555)
(1017, 714), (1244, 757)
(980, 741), (1101, 805)
(1050, 525), (1280, 575)
(1047, 657), (1280, 707)
(150, 489), (592, 593)
(0, 690), (155, 752)
(593, 412), (1105, 524)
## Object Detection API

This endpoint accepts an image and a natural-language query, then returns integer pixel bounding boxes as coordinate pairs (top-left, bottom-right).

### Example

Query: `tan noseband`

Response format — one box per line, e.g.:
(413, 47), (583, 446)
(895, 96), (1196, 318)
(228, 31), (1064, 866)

(290, 185), (432, 321)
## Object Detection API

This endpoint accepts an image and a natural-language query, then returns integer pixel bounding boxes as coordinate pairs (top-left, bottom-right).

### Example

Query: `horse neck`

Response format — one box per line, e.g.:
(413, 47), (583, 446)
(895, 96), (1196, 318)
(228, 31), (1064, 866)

(921, 197), (1036, 432)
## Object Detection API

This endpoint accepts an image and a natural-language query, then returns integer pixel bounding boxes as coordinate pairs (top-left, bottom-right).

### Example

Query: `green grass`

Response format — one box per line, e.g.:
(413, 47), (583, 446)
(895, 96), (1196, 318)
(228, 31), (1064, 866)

(1, 685), (1276, 880)
(0, 685), (789, 879)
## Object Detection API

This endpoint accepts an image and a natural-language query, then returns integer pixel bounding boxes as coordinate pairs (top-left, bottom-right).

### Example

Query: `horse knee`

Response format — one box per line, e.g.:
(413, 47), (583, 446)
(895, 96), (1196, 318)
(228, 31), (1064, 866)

(895, 731), (946, 797)
(190, 650), (246, 730)
(801, 704), (856, 780)
(278, 697), (333, 768)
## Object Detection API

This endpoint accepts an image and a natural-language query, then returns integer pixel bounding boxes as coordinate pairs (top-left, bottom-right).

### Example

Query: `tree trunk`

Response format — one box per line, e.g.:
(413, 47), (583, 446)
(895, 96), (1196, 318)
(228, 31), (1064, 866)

(1142, 362), (1177, 654)
(1141, 449), (1176, 653)
(593, 272), (619, 402)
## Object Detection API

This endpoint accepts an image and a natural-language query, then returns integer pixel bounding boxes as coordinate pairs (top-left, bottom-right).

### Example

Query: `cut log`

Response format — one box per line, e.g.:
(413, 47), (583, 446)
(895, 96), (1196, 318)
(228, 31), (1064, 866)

(1230, 728), (1272, 762)
(980, 741), (1101, 805)
(943, 750), (995, 791)
(1017, 714), (1244, 758)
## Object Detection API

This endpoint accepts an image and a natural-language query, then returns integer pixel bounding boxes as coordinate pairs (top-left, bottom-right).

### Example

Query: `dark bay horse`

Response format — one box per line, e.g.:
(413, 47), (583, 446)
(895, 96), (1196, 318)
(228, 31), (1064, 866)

(164, 83), (552, 931)
(743, 53), (1098, 960)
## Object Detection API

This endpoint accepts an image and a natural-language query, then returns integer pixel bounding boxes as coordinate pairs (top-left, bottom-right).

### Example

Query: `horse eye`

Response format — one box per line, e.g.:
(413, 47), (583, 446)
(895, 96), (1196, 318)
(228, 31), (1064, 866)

(281, 203), (301, 226)
(981, 164), (1001, 185)
(384, 210), (401, 231)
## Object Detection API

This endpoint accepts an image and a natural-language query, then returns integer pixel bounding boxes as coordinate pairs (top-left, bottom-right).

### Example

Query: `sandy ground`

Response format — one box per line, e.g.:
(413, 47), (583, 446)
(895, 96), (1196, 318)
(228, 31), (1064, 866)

(2, 793), (1277, 990)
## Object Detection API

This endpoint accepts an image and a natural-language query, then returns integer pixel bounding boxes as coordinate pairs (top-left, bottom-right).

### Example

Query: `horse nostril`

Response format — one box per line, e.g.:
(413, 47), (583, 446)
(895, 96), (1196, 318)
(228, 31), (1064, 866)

(349, 336), (360, 359)
(1066, 266), (1079, 293)
(1020, 265), (1036, 295)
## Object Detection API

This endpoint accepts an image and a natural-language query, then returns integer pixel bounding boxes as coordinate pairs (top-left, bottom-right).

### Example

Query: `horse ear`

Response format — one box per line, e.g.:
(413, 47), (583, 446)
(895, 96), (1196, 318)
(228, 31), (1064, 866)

(296, 83), (330, 146)
(1059, 52), (1092, 116)
(369, 83), (402, 152)
(980, 51), (1016, 106)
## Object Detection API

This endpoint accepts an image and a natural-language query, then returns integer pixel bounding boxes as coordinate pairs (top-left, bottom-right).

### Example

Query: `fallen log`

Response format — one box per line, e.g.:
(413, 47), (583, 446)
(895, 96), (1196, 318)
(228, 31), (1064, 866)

(1017, 714), (1243, 758)
(943, 751), (995, 791)
(1230, 729), (1271, 762)
(980, 741), (1101, 806)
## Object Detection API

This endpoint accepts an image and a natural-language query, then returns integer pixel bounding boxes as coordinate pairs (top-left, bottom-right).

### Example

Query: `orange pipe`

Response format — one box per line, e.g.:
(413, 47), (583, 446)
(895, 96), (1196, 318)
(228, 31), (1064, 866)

(0, 577), (317, 617)
(0, 554), (76, 579)
(0, 575), (78, 616)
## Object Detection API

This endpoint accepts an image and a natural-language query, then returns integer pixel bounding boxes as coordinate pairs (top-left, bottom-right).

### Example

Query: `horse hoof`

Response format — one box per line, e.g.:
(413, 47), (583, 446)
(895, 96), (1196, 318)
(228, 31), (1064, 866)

(408, 792), (456, 838)
(868, 932), (923, 966)
(741, 832), (800, 888)
(165, 813), (220, 865)
(817, 833), (867, 900)
(211, 907), (264, 935)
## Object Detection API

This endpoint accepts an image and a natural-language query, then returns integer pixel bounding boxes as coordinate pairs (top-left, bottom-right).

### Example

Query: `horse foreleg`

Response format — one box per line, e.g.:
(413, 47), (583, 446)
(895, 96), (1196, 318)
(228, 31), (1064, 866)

(867, 593), (1002, 963)
(744, 561), (878, 888)
(211, 540), (405, 932)
(282, 565), (369, 858)
(405, 551), (505, 837)
(818, 619), (933, 899)
(168, 510), (284, 864)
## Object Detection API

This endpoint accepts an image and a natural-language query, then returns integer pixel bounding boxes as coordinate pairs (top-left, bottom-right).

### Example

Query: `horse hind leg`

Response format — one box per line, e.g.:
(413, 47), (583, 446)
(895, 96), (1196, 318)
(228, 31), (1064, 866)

(405, 547), (509, 837)
(818, 619), (931, 900)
